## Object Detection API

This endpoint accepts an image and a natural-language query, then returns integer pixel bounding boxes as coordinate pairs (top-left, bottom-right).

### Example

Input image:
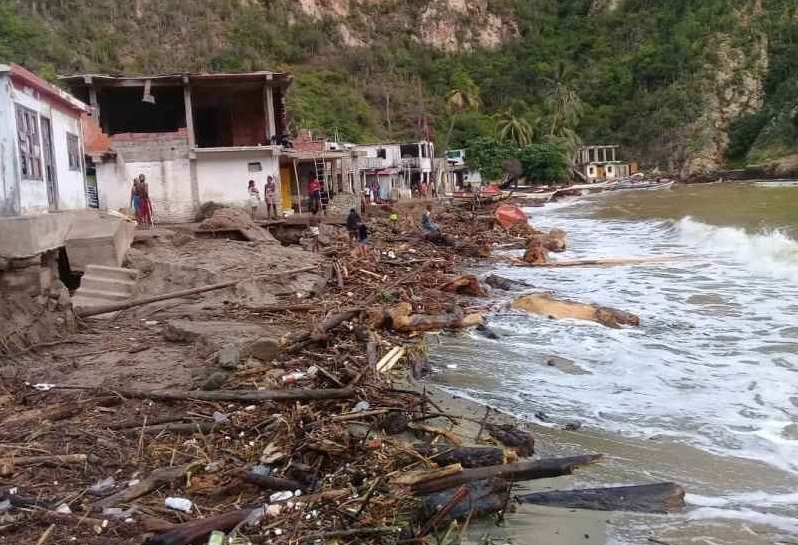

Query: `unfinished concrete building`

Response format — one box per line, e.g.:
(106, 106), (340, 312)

(63, 71), (292, 223)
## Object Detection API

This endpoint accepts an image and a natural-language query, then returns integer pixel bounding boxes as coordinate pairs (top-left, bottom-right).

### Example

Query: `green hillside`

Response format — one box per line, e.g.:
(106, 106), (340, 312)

(2, 0), (795, 176)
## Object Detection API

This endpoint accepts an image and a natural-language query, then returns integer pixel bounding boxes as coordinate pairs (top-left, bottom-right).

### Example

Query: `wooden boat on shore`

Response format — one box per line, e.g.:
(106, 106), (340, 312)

(607, 179), (674, 191)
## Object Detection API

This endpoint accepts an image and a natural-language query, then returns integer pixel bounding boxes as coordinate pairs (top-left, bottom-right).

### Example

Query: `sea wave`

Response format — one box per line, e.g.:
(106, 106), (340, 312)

(674, 217), (798, 281)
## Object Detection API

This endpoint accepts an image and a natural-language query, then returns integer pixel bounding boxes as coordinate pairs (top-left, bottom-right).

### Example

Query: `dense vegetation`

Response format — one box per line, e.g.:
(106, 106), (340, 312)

(1, 0), (795, 178)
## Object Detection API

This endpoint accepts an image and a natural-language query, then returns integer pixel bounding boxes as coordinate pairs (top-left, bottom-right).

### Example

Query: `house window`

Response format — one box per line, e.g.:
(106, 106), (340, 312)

(15, 104), (42, 180)
(67, 132), (81, 171)
(588, 166), (595, 176)
(377, 148), (386, 159)
(248, 162), (262, 172)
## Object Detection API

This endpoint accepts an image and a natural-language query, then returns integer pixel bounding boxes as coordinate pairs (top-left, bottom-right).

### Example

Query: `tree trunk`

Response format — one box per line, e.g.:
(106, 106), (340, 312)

(419, 478), (510, 526)
(412, 444), (506, 468)
(516, 482), (686, 514)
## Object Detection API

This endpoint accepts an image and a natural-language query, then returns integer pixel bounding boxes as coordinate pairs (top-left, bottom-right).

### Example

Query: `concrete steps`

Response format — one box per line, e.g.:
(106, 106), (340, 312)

(72, 265), (139, 312)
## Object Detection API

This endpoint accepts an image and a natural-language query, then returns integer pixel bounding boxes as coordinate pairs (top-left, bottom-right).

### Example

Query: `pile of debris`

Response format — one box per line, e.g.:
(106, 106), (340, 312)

(0, 199), (681, 545)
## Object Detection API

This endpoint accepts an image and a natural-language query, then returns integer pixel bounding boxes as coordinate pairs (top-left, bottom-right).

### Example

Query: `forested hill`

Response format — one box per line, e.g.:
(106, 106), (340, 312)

(2, 0), (796, 176)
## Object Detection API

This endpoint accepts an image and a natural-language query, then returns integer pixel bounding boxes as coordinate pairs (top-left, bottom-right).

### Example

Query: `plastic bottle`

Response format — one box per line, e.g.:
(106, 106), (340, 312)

(164, 497), (192, 512)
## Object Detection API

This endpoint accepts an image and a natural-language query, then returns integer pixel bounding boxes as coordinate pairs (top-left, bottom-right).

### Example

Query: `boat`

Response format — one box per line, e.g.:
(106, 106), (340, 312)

(446, 184), (508, 204)
(607, 178), (674, 191)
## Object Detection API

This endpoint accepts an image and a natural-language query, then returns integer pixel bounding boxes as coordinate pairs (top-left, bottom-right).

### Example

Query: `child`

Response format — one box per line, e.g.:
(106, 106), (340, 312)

(247, 180), (260, 219)
(357, 221), (369, 257)
(308, 215), (321, 253)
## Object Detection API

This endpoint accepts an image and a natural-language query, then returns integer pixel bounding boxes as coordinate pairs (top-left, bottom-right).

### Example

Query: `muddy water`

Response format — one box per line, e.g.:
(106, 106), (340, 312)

(430, 183), (798, 544)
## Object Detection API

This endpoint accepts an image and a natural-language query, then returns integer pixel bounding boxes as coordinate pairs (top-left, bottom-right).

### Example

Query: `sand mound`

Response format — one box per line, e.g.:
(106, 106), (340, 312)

(198, 207), (255, 231)
(0, 286), (78, 355)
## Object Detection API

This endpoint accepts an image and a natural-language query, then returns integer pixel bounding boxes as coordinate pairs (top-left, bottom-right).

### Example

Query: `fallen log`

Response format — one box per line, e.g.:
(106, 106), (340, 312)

(371, 302), (484, 333)
(513, 256), (688, 268)
(413, 444), (506, 468)
(96, 387), (354, 403)
(511, 293), (639, 328)
(1, 396), (120, 428)
(516, 482), (686, 514)
(0, 453), (88, 467)
(76, 265), (318, 317)
(92, 462), (199, 510)
(484, 274), (531, 291)
(391, 464), (463, 486)
(120, 421), (219, 436)
(241, 471), (304, 492)
(420, 478), (510, 526)
(285, 308), (363, 350)
(148, 508), (251, 545)
(411, 454), (602, 495)
(440, 275), (487, 297)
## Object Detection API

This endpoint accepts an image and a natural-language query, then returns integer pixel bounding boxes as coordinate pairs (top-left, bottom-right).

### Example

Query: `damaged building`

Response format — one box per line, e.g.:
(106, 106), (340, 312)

(63, 71), (292, 223)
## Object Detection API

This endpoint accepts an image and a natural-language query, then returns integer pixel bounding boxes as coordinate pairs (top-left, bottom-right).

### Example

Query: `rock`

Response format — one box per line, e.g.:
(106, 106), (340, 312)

(781, 423), (798, 441)
(249, 337), (280, 363)
(441, 275), (487, 297)
(522, 238), (550, 264)
(511, 293), (639, 329)
(484, 274), (529, 291)
(201, 370), (230, 391)
(217, 341), (240, 369)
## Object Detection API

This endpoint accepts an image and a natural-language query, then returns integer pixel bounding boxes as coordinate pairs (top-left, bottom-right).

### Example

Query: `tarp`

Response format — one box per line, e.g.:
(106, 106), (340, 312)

(494, 203), (528, 230)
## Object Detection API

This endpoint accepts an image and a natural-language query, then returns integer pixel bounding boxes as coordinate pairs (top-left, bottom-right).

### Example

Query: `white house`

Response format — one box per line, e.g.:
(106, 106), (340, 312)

(63, 71), (293, 223)
(351, 141), (435, 200)
(0, 64), (90, 217)
(576, 145), (635, 181)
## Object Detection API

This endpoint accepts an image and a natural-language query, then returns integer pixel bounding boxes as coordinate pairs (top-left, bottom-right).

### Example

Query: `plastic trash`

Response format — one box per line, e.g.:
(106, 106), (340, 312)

(127, 479), (141, 487)
(89, 476), (116, 496)
(212, 411), (229, 423)
(207, 531), (226, 545)
(269, 491), (293, 503)
(55, 503), (72, 514)
(353, 401), (370, 412)
(32, 383), (55, 391)
(101, 507), (123, 518)
(251, 464), (272, 477)
(281, 366), (319, 385)
(164, 497), (192, 512)
(0, 499), (11, 513)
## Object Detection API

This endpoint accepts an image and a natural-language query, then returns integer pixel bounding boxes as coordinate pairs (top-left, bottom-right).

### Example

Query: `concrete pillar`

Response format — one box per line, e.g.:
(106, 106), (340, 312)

(182, 78), (195, 149)
(612, 147), (616, 162)
(264, 78), (276, 141)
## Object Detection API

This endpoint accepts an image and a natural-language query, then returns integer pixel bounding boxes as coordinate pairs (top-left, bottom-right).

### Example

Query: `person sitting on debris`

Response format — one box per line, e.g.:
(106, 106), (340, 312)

(264, 175), (278, 220)
(308, 177), (322, 215)
(137, 174), (153, 229)
(346, 208), (362, 248)
(247, 180), (261, 219)
(421, 204), (440, 235)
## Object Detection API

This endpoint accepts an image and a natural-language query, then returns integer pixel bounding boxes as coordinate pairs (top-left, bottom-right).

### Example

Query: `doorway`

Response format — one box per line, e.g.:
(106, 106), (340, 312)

(40, 116), (58, 209)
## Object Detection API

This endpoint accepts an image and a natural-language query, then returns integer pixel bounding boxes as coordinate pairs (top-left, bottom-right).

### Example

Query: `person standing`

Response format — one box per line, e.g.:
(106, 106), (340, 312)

(346, 208), (361, 249)
(264, 175), (278, 220)
(247, 180), (260, 219)
(308, 177), (321, 215)
(130, 177), (141, 222)
(137, 174), (153, 229)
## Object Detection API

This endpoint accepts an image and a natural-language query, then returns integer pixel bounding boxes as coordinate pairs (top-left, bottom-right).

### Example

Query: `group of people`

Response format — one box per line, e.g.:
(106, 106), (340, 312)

(247, 176), (279, 220)
(130, 174), (153, 229)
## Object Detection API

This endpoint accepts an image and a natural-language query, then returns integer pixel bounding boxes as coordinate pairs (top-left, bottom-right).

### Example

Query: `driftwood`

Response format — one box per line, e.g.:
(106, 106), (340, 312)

(241, 471), (304, 492)
(1, 396), (120, 428)
(102, 387), (354, 403)
(76, 265), (318, 317)
(413, 444), (506, 468)
(298, 527), (401, 543)
(516, 482), (686, 514)
(286, 308), (364, 351)
(0, 453), (87, 467)
(511, 293), (639, 328)
(514, 256), (687, 268)
(120, 421), (219, 436)
(528, 229), (567, 252)
(149, 508), (252, 545)
(372, 303), (483, 333)
(484, 274), (531, 291)
(440, 275), (487, 297)
(92, 463), (199, 510)
(391, 464), (463, 486)
(420, 478), (510, 526)
(485, 423), (535, 457)
(411, 454), (602, 495)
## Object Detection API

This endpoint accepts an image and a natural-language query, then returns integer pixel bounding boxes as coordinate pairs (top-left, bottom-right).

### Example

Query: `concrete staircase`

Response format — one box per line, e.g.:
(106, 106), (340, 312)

(71, 265), (139, 310)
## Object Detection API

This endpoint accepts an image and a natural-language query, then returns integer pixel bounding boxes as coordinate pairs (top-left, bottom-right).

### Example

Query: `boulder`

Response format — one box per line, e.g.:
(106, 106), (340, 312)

(217, 341), (240, 370)
(249, 337), (280, 363)
(441, 275), (487, 297)
(511, 293), (639, 328)
(522, 239), (549, 264)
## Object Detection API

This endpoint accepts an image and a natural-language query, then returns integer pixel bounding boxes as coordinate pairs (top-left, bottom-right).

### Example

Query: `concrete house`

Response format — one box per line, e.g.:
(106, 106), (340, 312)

(351, 141), (435, 200)
(0, 63), (90, 217)
(63, 71), (292, 223)
(576, 145), (635, 181)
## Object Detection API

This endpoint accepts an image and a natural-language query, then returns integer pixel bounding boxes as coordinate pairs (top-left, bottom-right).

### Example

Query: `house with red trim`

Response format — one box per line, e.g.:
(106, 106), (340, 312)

(0, 63), (91, 217)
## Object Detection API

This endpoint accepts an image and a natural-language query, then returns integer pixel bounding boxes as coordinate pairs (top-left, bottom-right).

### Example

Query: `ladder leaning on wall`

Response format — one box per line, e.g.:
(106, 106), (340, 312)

(313, 152), (328, 213)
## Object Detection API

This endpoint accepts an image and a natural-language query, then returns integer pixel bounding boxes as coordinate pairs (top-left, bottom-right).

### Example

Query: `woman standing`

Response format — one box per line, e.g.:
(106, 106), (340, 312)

(130, 178), (141, 222)
(247, 180), (260, 219)
(137, 174), (153, 229)
(264, 175), (278, 220)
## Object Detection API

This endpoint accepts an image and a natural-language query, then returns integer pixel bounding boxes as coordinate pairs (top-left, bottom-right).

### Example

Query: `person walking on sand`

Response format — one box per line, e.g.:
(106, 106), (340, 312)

(356, 218), (369, 257)
(247, 180), (260, 219)
(264, 175), (278, 220)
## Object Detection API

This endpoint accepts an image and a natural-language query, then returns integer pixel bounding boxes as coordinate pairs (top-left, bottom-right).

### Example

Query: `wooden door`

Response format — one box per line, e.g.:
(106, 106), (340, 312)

(40, 116), (58, 209)
(280, 165), (293, 211)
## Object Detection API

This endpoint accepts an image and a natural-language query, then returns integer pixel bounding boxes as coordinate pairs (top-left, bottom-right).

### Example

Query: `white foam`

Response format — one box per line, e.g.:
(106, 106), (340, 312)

(687, 491), (798, 508)
(688, 507), (798, 534)
(674, 217), (798, 282)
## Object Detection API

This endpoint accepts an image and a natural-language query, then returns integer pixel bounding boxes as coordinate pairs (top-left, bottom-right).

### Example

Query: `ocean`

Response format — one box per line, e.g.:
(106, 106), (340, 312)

(430, 183), (798, 545)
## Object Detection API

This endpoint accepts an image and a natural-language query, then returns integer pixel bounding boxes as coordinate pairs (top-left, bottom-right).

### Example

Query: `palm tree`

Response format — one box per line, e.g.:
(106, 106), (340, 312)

(444, 74), (481, 145)
(495, 109), (537, 147)
(544, 62), (584, 138)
